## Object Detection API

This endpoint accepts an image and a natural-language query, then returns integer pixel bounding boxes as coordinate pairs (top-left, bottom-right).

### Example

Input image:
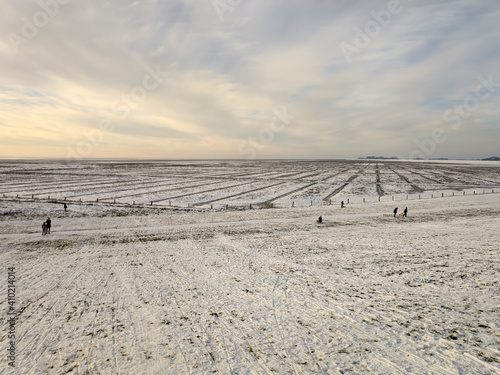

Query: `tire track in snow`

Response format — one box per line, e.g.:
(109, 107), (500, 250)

(43, 244), (117, 373)
(148, 237), (271, 374)
(161, 235), (282, 373)
(119, 234), (212, 374)
(110, 247), (165, 374)
(272, 267), (314, 375)
(257, 234), (457, 373)
(215, 236), (308, 373)
(80, 256), (122, 374)
(203, 236), (293, 373)
(15, 244), (106, 374)
(270, 246), (482, 374)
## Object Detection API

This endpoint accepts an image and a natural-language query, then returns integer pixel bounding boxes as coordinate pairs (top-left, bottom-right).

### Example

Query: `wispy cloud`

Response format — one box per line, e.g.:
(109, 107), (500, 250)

(1, 0), (499, 159)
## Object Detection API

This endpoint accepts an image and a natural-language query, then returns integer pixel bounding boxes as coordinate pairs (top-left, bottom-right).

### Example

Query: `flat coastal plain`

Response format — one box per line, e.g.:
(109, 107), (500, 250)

(0, 159), (499, 374)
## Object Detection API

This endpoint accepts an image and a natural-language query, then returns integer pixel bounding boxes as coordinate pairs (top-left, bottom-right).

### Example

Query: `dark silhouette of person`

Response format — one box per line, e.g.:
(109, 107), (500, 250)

(42, 222), (47, 235)
(46, 217), (51, 234)
(403, 207), (408, 217)
(64, 203), (67, 212)
(318, 216), (323, 223)
(341, 201), (344, 208)
(393, 207), (398, 217)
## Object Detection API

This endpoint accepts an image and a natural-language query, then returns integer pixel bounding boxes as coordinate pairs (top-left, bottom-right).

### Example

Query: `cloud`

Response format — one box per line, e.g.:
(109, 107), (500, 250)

(0, 0), (499, 159)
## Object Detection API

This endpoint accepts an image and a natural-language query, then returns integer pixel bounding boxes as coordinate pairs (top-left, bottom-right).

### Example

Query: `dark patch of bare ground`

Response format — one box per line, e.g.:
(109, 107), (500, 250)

(375, 169), (385, 196)
(22, 238), (78, 252)
(323, 183), (349, 201)
(410, 184), (425, 193)
(18, 225), (284, 251)
(0, 203), (172, 221)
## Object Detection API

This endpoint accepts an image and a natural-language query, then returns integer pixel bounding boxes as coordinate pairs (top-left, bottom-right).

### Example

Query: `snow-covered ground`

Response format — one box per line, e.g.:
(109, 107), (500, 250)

(1, 159), (499, 209)
(0, 160), (499, 374)
(0, 194), (499, 373)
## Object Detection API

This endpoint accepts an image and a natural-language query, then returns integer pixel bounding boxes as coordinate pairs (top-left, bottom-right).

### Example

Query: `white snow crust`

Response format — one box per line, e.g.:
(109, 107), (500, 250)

(0, 160), (499, 374)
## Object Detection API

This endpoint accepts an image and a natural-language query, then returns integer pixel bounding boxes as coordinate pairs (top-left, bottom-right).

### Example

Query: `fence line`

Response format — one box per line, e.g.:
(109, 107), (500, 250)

(1, 188), (498, 211)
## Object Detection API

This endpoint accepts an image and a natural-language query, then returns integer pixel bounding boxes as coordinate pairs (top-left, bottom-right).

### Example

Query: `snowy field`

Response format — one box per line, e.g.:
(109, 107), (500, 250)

(0, 160), (499, 374)
(1, 159), (499, 209)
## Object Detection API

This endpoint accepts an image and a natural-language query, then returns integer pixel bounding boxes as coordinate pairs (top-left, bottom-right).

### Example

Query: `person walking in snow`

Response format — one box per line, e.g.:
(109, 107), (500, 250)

(46, 217), (51, 234)
(42, 222), (47, 235)
(63, 203), (67, 212)
(317, 216), (323, 223)
(341, 201), (344, 208)
(393, 207), (398, 217)
(403, 207), (408, 217)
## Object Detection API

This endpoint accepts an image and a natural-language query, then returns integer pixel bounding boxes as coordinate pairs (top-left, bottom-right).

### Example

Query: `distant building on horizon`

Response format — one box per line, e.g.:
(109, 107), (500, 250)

(483, 156), (500, 161)
(359, 156), (400, 160)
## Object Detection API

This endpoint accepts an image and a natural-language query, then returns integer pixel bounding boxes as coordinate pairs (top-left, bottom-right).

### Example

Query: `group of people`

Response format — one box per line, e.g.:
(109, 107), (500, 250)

(393, 207), (408, 217)
(41, 217), (51, 235)
(316, 205), (409, 224)
(40, 203), (68, 236)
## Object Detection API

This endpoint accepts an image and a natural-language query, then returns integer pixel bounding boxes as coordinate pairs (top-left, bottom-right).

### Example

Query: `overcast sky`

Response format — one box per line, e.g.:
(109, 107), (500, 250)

(1, 0), (499, 159)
